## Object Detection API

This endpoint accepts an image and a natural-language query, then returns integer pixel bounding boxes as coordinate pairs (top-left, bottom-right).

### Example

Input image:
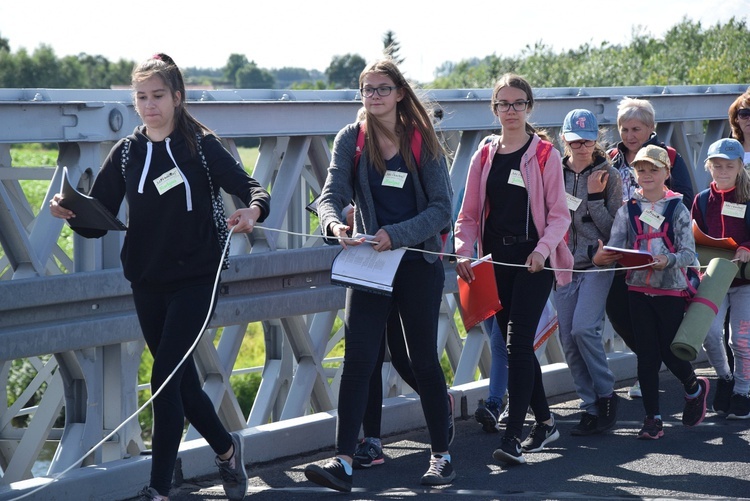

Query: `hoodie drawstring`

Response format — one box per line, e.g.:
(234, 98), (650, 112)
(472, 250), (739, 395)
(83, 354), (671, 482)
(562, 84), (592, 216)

(137, 138), (193, 212)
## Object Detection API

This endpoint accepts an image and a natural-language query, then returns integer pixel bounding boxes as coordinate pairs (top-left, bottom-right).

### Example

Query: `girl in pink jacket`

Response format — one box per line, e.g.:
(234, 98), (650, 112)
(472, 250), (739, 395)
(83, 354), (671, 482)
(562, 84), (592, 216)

(454, 73), (573, 465)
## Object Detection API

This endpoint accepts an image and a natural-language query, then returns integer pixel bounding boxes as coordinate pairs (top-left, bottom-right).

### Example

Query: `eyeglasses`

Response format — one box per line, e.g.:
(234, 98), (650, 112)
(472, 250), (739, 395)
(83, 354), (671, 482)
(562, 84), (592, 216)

(493, 101), (530, 113)
(361, 86), (399, 98)
(569, 140), (596, 149)
(737, 108), (750, 120)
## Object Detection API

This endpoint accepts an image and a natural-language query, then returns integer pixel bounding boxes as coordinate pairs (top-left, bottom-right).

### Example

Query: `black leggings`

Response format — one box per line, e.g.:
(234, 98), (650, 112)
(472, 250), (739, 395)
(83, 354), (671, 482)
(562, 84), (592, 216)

(628, 291), (697, 417)
(337, 258), (449, 456)
(362, 306), (419, 438)
(133, 284), (233, 496)
(493, 262), (554, 440)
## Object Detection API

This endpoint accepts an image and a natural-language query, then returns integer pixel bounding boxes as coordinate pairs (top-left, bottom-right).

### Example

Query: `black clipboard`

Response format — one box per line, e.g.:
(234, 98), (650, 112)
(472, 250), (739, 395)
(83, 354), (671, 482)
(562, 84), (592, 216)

(58, 167), (127, 231)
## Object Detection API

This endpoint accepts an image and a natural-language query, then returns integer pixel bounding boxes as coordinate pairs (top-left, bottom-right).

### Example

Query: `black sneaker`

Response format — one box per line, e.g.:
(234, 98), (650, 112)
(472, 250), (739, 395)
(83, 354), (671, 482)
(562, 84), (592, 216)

(420, 454), (456, 485)
(447, 392), (456, 446)
(727, 393), (750, 420)
(304, 457), (352, 492)
(637, 416), (664, 440)
(596, 394), (618, 432)
(352, 437), (384, 469)
(137, 486), (167, 501)
(215, 432), (248, 501)
(492, 435), (525, 464)
(474, 399), (501, 433)
(521, 420), (560, 452)
(682, 377), (710, 426)
(570, 412), (599, 436)
(713, 376), (734, 415)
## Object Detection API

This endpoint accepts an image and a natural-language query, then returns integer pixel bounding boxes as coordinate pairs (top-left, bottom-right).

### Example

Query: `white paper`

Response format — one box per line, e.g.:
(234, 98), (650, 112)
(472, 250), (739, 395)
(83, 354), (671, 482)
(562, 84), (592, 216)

(330, 234), (407, 294)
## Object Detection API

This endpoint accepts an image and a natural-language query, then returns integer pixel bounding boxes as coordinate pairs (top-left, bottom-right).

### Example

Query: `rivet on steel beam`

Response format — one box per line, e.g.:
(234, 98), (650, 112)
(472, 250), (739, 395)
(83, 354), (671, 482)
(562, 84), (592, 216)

(108, 108), (123, 132)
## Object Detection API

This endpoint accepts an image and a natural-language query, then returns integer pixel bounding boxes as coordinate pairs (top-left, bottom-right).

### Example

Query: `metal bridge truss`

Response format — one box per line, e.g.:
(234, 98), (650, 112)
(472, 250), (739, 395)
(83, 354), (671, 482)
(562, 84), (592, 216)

(0, 84), (745, 496)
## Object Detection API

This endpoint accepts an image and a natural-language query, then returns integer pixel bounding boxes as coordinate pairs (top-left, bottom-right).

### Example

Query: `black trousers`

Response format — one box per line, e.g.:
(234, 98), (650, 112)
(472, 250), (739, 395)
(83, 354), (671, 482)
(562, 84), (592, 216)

(133, 283), (233, 496)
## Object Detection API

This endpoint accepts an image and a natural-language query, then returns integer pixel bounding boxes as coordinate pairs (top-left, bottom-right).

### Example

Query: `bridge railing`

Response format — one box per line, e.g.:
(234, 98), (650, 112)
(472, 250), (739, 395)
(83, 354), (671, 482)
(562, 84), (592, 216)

(0, 84), (745, 495)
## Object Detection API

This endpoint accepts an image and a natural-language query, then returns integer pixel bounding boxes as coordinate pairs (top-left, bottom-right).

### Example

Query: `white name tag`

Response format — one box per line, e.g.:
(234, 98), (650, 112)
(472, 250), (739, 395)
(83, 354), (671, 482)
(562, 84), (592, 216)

(566, 193), (583, 211)
(640, 209), (665, 229)
(508, 170), (525, 188)
(722, 201), (747, 219)
(153, 167), (184, 195)
(382, 170), (408, 188)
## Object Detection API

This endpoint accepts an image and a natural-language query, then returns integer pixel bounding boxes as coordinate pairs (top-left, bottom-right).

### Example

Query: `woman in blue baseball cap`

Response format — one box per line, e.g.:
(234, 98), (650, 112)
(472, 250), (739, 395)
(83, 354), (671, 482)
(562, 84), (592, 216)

(556, 109), (623, 436)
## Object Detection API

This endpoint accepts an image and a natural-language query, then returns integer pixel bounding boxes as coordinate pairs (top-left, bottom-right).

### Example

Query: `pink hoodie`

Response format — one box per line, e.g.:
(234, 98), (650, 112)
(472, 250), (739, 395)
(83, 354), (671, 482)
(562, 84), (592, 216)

(454, 134), (574, 286)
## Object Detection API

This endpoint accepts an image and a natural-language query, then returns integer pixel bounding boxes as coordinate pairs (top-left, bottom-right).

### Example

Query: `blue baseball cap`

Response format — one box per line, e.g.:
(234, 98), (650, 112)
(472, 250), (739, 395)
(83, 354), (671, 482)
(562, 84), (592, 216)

(707, 138), (744, 161)
(562, 109), (599, 141)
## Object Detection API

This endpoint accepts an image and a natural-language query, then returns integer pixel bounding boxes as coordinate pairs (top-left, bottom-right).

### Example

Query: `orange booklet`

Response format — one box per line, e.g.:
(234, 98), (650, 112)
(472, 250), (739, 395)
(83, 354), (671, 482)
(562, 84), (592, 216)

(603, 245), (655, 268)
(692, 220), (738, 250)
(457, 255), (502, 331)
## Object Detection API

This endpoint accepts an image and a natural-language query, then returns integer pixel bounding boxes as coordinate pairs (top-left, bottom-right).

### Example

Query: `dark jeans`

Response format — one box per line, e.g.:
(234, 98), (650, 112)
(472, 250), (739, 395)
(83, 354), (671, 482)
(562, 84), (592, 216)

(133, 284), (233, 496)
(628, 291), (697, 417)
(362, 306), (419, 438)
(489, 245), (554, 440)
(337, 258), (449, 456)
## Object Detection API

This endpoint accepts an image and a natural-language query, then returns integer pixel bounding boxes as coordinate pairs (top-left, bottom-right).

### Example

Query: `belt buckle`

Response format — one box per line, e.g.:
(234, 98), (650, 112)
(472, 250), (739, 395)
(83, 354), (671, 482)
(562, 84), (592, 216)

(502, 235), (516, 245)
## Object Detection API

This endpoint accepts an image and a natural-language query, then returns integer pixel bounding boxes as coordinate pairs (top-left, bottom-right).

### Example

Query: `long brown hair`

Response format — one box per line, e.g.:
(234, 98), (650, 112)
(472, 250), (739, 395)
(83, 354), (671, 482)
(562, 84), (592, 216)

(728, 90), (750, 144)
(131, 53), (213, 155)
(358, 59), (445, 175)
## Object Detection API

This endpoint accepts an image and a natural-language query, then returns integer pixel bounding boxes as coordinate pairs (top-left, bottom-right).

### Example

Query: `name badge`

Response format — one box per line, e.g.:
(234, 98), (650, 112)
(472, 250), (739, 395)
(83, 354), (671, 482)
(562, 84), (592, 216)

(382, 170), (408, 188)
(153, 167), (184, 195)
(722, 201), (747, 219)
(566, 193), (583, 211)
(508, 170), (525, 188)
(639, 208), (665, 229)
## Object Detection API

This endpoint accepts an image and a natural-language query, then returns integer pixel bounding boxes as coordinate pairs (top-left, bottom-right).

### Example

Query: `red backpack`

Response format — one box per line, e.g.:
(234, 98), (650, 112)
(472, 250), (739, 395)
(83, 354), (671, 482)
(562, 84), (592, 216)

(353, 122), (452, 254)
(479, 135), (554, 173)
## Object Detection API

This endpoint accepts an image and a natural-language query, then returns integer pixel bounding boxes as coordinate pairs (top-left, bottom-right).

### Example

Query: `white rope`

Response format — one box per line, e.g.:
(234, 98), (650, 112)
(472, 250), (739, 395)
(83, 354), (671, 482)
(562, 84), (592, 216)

(258, 225), (658, 273)
(12, 227), (236, 501)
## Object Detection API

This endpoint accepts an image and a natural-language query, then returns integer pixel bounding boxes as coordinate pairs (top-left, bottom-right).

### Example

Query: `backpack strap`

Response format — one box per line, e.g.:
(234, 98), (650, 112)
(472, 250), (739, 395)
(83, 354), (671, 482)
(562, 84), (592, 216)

(535, 140), (553, 174)
(120, 139), (131, 181)
(627, 197), (699, 297)
(665, 146), (677, 167)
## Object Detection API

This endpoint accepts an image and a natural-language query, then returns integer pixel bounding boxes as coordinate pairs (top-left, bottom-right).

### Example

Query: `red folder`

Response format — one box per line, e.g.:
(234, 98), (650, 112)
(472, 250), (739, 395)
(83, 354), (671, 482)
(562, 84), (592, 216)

(457, 255), (502, 331)
(603, 245), (655, 268)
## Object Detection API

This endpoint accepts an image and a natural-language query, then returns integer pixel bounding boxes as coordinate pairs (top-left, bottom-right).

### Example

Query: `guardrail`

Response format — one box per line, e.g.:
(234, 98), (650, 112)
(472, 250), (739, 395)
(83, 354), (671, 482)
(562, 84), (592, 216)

(0, 84), (745, 498)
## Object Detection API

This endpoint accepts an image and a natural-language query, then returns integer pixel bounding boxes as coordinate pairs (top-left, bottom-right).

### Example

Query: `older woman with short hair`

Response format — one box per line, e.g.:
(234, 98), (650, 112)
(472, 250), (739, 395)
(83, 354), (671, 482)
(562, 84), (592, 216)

(609, 97), (694, 205)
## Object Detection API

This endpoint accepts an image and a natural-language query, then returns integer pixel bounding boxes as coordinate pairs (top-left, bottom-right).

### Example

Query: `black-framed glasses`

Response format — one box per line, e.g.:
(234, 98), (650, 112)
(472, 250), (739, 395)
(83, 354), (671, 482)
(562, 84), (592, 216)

(737, 108), (750, 120)
(361, 86), (399, 98)
(494, 100), (530, 112)
(569, 140), (596, 149)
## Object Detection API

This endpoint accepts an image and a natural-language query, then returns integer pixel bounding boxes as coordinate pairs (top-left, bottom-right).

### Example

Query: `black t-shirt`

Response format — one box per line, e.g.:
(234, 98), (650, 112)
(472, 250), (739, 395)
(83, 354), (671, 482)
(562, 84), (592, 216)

(483, 136), (539, 253)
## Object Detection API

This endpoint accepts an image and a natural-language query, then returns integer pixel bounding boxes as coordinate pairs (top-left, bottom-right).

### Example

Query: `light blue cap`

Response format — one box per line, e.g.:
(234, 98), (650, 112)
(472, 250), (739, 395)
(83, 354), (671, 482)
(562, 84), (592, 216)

(707, 138), (743, 161)
(562, 109), (598, 141)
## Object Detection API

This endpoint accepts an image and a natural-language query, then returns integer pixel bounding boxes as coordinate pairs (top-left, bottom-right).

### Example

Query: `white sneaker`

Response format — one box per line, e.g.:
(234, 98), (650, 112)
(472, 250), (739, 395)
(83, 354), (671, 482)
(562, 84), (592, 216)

(628, 380), (642, 399)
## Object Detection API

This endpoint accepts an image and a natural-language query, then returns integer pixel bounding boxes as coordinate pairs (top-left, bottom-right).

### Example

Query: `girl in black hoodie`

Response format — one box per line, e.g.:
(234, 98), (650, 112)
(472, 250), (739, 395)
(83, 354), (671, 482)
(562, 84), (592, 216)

(50, 54), (270, 501)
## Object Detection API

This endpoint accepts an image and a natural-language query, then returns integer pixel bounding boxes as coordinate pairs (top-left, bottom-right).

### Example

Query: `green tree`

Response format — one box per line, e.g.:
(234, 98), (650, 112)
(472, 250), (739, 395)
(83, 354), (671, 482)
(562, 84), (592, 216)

(224, 54), (249, 85)
(326, 54), (367, 89)
(236, 62), (275, 89)
(382, 30), (404, 64)
(0, 32), (9, 52)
